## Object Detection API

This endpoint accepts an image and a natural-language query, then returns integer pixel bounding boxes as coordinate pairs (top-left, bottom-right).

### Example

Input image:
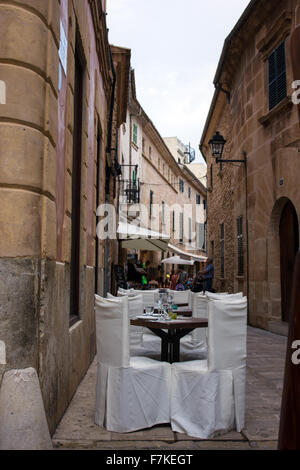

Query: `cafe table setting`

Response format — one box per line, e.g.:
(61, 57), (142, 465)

(94, 291), (247, 438)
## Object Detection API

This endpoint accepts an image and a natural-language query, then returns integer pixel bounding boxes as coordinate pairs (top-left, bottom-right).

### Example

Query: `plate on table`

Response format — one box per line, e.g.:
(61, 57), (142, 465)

(136, 315), (159, 320)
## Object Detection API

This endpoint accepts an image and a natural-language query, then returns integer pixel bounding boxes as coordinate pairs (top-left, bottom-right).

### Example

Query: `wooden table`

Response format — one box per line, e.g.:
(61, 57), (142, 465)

(131, 317), (208, 363)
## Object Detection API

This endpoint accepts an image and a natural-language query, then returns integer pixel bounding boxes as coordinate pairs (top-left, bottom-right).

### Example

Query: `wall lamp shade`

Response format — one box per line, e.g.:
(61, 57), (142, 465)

(209, 131), (226, 159)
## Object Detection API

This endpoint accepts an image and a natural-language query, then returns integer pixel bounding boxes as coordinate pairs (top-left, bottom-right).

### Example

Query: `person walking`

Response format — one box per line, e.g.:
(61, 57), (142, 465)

(201, 258), (214, 293)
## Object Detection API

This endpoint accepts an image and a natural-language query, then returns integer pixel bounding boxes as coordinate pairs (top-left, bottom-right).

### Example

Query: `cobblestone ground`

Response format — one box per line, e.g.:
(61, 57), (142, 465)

(52, 326), (287, 450)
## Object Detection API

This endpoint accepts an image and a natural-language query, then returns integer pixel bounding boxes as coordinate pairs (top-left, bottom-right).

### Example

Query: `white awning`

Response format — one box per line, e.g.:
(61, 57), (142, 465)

(162, 256), (194, 265)
(117, 221), (170, 252)
(167, 243), (207, 262)
(117, 221), (169, 240)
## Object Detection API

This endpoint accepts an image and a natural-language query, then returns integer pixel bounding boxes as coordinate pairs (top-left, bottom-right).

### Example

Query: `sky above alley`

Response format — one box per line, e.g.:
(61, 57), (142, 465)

(106, 0), (251, 164)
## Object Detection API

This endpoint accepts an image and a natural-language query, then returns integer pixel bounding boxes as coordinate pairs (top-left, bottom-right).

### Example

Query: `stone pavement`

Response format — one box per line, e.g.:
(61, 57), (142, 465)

(52, 326), (287, 450)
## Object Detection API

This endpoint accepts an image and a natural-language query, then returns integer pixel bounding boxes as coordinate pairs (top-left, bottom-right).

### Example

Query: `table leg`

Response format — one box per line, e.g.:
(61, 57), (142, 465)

(168, 330), (180, 363)
(173, 337), (180, 363)
(161, 339), (169, 362)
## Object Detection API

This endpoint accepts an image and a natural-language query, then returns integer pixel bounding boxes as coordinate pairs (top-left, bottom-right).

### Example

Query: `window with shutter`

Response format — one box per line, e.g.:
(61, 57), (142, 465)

(268, 41), (287, 110)
(133, 123), (138, 145)
(179, 213), (183, 242)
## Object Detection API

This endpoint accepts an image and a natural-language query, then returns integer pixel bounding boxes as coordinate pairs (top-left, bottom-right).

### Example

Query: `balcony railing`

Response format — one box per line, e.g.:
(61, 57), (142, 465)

(119, 179), (140, 204)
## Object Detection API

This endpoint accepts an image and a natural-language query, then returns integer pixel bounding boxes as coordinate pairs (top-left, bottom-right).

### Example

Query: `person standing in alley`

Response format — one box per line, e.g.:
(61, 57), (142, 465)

(201, 258), (214, 293)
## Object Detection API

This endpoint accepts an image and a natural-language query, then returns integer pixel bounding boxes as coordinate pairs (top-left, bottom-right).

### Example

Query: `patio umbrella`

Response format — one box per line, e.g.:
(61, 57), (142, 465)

(162, 255), (194, 265)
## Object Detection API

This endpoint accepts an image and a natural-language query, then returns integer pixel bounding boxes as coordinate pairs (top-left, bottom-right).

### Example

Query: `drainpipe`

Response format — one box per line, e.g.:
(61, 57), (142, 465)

(104, 48), (116, 296)
(106, 48), (116, 177)
(243, 151), (250, 324)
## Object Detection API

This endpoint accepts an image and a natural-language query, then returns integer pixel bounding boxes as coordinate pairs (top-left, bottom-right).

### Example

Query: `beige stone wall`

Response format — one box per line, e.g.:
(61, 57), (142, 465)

(202, 0), (300, 330)
(0, 0), (113, 433)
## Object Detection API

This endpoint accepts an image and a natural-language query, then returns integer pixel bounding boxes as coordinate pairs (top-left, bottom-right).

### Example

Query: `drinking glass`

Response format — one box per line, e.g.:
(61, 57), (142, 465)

(145, 305), (153, 316)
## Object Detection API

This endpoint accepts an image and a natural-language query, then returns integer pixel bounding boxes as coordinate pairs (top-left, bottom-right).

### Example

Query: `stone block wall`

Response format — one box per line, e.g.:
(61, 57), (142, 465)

(0, 0), (113, 433)
(203, 0), (300, 330)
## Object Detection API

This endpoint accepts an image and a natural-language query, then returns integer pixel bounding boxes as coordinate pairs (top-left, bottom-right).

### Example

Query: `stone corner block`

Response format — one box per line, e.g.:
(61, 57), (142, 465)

(0, 367), (53, 450)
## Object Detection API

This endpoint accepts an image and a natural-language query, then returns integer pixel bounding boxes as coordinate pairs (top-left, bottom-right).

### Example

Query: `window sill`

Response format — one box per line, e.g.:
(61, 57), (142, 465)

(258, 96), (293, 127)
(236, 275), (245, 280)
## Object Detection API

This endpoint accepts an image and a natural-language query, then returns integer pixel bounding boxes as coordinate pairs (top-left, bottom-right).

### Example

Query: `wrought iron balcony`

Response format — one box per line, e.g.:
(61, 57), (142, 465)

(119, 178), (140, 204)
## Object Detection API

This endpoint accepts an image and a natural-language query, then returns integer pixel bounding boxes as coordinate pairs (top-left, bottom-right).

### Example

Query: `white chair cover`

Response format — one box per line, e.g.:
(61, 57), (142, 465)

(191, 292), (208, 346)
(168, 289), (190, 305)
(178, 292), (208, 361)
(94, 294), (172, 432)
(107, 292), (144, 351)
(170, 297), (247, 438)
(117, 289), (161, 345)
(207, 297), (248, 432)
(205, 292), (243, 300)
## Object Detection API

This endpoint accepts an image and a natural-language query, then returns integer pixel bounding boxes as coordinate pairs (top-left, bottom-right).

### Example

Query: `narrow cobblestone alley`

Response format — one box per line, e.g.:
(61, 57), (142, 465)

(52, 326), (287, 451)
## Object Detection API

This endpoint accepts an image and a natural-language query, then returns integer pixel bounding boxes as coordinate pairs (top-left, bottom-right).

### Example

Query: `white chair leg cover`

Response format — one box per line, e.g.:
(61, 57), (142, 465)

(95, 363), (109, 428)
(232, 366), (246, 432)
(95, 358), (171, 433)
(170, 360), (234, 438)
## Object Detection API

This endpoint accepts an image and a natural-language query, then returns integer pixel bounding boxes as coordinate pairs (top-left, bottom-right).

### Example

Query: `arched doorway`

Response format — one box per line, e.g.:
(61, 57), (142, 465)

(279, 201), (299, 322)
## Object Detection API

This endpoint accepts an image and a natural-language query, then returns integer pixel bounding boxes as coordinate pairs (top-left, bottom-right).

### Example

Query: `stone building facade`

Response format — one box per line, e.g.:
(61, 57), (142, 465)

(0, 0), (128, 433)
(200, 0), (300, 333)
(119, 70), (207, 280)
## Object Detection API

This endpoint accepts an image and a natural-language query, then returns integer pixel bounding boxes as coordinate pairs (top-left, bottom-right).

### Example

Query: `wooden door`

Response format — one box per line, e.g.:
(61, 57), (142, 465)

(280, 201), (299, 322)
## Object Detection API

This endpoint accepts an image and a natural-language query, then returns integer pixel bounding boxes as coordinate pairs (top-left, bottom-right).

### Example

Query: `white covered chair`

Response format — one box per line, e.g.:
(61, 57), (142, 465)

(178, 292), (208, 361)
(170, 297), (248, 438)
(168, 289), (190, 305)
(205, 292), (243, 300)
(134, 289), (159, 309)
(94, 294), (171, 433)
(107, 292), (144, 353)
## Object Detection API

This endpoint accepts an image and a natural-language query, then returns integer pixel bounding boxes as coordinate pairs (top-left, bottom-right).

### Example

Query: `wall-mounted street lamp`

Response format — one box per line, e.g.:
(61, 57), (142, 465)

(208, 131), (247, 166)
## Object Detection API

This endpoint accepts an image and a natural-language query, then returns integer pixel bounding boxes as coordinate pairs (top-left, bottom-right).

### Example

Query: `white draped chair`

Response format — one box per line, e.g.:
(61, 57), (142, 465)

(117, 289), (160, 350)
(94, 294), (171, 433)
(170, 297), (247, 438)
(167, 289), (190, 305)
(179, 292), (208, 361)
(205, 292), (243, 300)
(107, 292), (144, 353)
(132, 289), (159, 309)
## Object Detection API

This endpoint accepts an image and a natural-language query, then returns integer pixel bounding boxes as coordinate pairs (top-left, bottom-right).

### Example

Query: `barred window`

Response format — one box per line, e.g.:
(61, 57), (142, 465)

(237, 216), (244, 275)
(220, 223), (225, 278)
(268, 41), (287, 110)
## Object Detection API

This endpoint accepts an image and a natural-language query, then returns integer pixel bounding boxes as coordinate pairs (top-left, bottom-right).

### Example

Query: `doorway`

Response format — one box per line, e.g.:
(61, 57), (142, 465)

(279, 201), (299, 322)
